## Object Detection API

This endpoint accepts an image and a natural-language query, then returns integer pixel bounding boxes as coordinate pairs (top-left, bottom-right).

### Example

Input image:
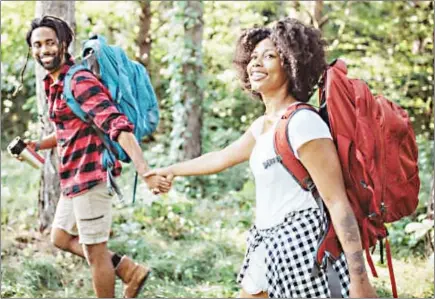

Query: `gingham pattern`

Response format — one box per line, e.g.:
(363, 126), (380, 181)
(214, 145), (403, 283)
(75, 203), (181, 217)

(331, 253), (351, 297)
(237, 208), (350, 298)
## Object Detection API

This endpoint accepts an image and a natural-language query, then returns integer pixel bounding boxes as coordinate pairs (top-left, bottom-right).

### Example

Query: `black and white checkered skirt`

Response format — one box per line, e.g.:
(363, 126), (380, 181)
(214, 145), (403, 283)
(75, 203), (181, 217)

(237, 207), (350, 298)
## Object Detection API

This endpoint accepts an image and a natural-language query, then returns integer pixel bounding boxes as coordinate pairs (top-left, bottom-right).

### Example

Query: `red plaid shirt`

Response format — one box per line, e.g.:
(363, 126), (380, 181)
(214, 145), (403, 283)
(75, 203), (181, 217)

(44, 55), (133, 198)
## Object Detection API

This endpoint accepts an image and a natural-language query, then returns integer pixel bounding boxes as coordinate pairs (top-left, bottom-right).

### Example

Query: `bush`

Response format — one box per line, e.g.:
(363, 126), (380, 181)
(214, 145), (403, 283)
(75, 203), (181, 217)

(1, 259), (63, 298)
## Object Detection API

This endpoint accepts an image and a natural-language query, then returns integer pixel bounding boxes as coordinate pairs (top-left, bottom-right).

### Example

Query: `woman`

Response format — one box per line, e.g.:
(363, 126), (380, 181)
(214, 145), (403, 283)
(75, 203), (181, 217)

(146, 18), (377, 298)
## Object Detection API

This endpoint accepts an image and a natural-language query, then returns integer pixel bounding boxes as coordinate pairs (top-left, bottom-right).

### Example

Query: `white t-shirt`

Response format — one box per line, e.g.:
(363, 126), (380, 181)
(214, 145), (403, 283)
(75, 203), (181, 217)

(249, 104), (332, 229)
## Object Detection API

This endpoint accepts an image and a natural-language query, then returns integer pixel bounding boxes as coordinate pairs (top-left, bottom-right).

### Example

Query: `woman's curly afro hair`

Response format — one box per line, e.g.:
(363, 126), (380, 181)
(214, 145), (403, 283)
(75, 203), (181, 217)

(233, 18), (328, 102)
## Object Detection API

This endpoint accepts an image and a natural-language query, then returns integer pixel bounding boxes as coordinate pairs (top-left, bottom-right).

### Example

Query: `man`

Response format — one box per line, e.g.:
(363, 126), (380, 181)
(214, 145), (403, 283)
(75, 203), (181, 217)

(24, 15), (170, 298)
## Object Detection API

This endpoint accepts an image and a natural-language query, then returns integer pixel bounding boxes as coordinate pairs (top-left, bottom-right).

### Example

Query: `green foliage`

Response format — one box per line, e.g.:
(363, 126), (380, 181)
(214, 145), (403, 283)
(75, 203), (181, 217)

(163, 2), (203, 163)
(1, 150), (433, 298)
(1, 1), (434, 297)
(75, 1), (139, 58)
(416, 135), (434, 210)
(2, 1), (432, 146)
(138, 197), (200, 240)
(1, 258), (63, 298)
(324, 1), (433, 137)
(1, 1), (37, 146)
(1, 153), (40, 229)
(1, 266), (35, 298)
(405, 216), (433, 250)
(22, 259), (64, 291)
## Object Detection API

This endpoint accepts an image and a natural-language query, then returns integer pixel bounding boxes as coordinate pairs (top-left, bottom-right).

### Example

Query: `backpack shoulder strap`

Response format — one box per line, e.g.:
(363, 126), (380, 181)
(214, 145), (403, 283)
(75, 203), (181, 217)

(63, 63), (123, 198)
(63, 64), (92, 123)
(275, 103), (331, 273)
(274, 103), (318, 191)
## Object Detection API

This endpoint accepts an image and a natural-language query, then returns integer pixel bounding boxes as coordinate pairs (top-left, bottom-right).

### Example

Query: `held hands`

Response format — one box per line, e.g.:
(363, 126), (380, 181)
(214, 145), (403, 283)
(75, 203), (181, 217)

(142, 167), (175, 195)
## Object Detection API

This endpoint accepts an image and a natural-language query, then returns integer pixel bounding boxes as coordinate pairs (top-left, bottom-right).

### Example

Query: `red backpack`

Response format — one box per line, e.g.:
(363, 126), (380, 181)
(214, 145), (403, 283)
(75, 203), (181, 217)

(274, 59), (420, 298)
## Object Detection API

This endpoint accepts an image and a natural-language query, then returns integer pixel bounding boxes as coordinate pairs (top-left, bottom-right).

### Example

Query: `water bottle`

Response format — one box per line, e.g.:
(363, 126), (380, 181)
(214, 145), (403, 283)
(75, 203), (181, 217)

(7, 137), (45, 169)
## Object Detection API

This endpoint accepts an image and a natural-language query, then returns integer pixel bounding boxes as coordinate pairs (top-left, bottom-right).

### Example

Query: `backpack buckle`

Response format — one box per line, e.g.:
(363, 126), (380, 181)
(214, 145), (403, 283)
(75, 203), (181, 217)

(368, 212), (377, 218)
(305, 178), (316, 192)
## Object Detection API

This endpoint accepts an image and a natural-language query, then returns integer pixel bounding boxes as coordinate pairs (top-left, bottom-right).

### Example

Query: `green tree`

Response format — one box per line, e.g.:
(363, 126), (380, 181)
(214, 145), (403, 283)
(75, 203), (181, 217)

(1, 2), (37, 148)
(137, 0), (152, 67)
(168, 1), (205, 162)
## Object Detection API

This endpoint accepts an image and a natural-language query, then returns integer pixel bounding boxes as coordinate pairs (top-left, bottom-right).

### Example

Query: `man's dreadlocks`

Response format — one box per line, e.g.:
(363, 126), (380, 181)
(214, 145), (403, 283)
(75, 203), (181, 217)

(25, 15), (74, 49)
(14, 15), (74, 97)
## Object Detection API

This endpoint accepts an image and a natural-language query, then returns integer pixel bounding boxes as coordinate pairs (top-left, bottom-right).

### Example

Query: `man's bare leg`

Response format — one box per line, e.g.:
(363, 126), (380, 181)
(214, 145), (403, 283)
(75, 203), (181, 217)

(51, 228), (85, 257)
(51, 227), (150, 298)
(51, 228), (121, 262)
(84, 242), (115, 298)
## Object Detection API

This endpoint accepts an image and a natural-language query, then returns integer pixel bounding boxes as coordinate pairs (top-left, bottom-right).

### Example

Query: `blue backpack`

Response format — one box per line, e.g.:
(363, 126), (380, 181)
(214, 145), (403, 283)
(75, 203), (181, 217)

(63, 35), (159, 201)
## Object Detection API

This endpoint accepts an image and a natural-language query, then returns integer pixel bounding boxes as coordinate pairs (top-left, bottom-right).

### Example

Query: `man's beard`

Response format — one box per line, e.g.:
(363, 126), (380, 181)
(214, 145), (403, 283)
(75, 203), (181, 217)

(37, 53), (63, 72)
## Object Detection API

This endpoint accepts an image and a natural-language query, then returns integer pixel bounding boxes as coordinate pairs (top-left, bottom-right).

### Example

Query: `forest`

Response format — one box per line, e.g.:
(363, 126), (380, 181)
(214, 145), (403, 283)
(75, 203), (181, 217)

(1, 1), (434, 298)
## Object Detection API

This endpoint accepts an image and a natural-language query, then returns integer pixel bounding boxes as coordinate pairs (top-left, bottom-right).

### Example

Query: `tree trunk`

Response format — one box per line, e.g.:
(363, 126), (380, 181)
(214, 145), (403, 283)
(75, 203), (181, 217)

(34, 1), (75, 232)
(314, 0), (324, 28)
(169, 1), (204, 162)
(289, 0), (325, 29)
(182, 1), (204, 160)
(137, 0), (152, 67)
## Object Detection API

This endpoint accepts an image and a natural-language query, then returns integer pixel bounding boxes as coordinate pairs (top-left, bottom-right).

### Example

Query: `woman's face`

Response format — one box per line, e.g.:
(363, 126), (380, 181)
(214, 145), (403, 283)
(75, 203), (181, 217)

(247, 38), (288, 95)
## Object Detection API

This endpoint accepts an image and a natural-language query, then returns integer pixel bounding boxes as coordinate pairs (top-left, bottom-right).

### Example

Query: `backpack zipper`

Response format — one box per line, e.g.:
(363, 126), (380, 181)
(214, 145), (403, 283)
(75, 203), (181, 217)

(378, 98), (387, 217)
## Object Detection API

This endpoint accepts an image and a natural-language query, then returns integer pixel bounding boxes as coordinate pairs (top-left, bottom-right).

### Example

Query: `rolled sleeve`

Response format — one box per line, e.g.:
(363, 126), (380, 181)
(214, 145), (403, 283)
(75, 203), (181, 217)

(108, 117), (133, 141)
(71, 71), (134, 140)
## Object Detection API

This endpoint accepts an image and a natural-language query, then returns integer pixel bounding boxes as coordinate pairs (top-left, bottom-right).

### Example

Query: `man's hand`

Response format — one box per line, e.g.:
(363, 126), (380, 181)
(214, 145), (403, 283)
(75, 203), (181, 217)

(14, 140), (39, 162)
(24, 139), (38, 151)
(23, 134), (57, 153)
(142, 173), (172, 194)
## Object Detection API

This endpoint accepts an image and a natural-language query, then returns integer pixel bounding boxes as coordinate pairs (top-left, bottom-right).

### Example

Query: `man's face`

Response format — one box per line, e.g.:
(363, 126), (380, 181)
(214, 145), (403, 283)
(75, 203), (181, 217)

(30, 27), (64, 73)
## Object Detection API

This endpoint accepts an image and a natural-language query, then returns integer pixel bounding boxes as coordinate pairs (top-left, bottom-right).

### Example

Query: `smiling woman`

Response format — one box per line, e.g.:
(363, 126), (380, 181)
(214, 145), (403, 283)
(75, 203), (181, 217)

(146, 17), (378, 298)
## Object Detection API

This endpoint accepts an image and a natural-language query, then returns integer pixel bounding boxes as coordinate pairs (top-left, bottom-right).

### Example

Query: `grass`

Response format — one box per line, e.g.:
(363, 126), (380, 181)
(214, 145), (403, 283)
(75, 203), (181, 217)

(1, 152), (434, 298)
(370, 254), (434, 298)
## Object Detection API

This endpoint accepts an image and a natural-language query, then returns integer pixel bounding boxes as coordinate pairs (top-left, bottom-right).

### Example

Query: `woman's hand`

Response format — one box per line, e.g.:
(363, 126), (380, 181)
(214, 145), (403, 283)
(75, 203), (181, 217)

(144, 167), (174, 180)
(349, 277), (378, 298)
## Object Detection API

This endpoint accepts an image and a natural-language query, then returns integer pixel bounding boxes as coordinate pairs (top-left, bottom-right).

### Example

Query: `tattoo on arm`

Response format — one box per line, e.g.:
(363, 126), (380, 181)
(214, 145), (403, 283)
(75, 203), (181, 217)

(346, 250), (367, 276)
(340, 211), (360, 245)
(336, 207), (368, 278)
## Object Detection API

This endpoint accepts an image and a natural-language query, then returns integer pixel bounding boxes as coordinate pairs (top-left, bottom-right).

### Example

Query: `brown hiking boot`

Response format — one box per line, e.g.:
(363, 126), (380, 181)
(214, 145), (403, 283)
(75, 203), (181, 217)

(115, 255), (151, 298)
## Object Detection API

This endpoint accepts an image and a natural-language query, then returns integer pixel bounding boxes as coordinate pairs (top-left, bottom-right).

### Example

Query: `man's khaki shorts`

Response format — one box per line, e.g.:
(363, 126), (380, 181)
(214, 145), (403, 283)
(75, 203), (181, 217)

(51, 183), (113, 245)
